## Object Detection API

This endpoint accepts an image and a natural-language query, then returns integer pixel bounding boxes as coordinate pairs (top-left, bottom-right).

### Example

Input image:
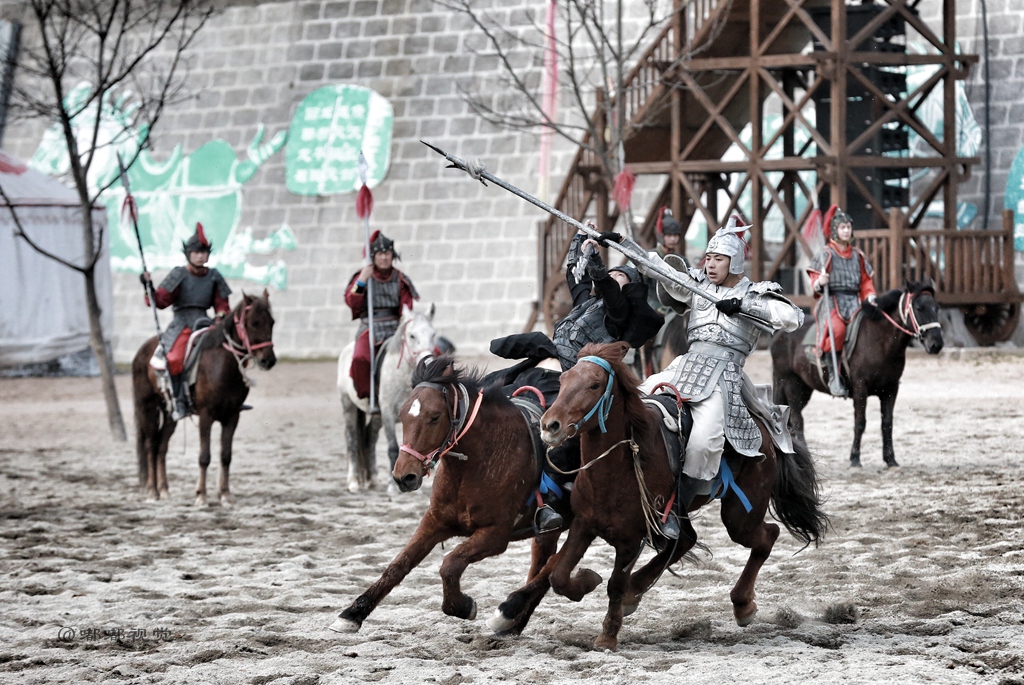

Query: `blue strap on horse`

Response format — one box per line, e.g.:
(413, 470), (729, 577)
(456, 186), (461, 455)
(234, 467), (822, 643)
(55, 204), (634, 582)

(577, 355), (615, 433)
(709, 459), (753, 513)
(538, 472), (563, 499)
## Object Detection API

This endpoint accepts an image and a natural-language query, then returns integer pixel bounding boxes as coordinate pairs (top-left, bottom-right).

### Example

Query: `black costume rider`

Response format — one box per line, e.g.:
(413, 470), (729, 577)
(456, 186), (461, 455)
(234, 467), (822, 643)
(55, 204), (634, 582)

(488, 226), (663, 533)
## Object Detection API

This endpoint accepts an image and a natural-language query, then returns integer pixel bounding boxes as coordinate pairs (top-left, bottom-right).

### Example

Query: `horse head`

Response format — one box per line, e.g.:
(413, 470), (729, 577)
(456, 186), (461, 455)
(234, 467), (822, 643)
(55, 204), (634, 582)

(394, 305), (437, 367)
(394, 354), (465, 492)
(540, 341), (635, 447)
(907, 279), (944, 355)
(231, 290), (276, 370)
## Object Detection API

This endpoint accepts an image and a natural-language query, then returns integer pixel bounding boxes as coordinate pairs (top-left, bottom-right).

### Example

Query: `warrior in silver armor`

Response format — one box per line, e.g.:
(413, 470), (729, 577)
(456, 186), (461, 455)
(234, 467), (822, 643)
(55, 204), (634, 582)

(627, 216), (803, 539)
(344, 231), (419, 401)
(141, 223), (232, 421)
(807, 205), (877, 397)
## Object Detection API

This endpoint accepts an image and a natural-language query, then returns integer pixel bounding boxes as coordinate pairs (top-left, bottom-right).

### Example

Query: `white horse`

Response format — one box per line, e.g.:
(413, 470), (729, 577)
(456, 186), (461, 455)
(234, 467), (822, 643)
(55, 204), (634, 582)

(337, 306), (438, 493)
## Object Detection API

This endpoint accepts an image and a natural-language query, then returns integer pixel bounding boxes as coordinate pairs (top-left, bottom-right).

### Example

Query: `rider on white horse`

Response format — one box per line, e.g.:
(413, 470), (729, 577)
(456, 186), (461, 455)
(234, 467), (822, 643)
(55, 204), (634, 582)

(344, 231), (419, 409)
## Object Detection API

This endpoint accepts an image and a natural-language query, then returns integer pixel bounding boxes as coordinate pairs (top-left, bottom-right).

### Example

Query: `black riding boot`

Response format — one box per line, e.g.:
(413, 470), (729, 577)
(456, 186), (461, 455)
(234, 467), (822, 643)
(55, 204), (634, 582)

(170, 374), (191, 422)
(661, 475), (705, 540)
(823, 355), (848, 398)
(534, 493), (564, 534)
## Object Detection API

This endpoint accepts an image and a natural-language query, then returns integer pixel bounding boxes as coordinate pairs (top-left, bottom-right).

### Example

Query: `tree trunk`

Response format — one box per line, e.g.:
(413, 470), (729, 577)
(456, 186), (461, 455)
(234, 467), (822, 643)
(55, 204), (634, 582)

(84, 268), (126, 441)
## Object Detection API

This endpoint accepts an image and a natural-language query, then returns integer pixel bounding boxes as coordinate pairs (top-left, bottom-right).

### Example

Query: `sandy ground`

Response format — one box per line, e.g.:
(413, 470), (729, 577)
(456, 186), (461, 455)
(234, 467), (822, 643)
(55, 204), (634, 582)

(1, 349), (1023, 685)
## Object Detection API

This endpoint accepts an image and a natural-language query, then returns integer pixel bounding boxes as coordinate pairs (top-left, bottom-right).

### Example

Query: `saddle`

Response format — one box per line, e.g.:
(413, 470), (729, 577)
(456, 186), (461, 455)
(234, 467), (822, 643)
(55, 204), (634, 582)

(149, 319), (217, 394)
(641, 393), (693, 482)
(803, 309), (866, 385)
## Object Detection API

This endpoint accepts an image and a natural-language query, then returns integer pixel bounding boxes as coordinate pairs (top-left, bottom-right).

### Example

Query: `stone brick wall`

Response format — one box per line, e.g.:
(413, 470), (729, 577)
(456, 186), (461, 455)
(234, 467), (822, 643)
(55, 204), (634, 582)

(3, 0), (1021, 362)
(3, 0), (569, 362)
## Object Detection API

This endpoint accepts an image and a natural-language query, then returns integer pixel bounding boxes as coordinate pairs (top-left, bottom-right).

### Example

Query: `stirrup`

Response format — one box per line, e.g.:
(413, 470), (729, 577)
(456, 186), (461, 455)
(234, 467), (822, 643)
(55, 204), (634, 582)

(239, 404), (253, 411)
(534, 505), (564, 533)
(660, 514), (681, 540)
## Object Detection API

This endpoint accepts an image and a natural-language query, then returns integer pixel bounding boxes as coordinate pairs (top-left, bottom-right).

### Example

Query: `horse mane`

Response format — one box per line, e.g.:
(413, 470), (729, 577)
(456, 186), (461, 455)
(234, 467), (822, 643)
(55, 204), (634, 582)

(577, 343), (661, 466)
(411, 353), (509, 406)
(860, 279), (935, 321)
(194, 295), (273, 353)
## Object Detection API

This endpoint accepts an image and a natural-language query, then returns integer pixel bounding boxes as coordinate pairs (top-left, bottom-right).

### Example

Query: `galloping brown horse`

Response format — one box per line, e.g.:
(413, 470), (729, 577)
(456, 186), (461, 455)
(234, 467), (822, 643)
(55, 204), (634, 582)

(771, 280), (943, 467)
(330, 355), (562, 635)
(132, 291), (276, 505)
(495, 341), (827, 651)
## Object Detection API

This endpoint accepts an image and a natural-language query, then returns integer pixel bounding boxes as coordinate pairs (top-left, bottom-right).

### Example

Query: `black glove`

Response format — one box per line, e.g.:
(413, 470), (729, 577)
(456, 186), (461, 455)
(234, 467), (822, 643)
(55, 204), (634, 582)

(596, 231), (623, 247)
(586, 249), (608, 280)
(715, 297), (743, 316)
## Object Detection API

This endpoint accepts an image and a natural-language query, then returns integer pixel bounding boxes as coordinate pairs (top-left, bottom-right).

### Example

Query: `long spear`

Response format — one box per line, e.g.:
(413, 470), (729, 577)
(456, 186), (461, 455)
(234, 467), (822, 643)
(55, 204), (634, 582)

(356, 152), (377, 413)
(118, 153), (167, 359)
(421, 141), (773, 334)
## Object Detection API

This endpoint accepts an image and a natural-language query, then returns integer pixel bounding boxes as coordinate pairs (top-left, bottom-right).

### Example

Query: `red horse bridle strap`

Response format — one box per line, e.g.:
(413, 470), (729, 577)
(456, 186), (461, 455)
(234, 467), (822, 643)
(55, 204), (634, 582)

(399, 382), (484, 476)
(880, 292), (940, 340)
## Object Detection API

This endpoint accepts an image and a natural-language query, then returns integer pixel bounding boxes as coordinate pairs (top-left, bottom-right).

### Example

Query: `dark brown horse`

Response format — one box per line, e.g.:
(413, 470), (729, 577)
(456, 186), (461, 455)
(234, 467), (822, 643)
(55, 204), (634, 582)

(771, 280), (943, 467)
(495, 341), (827, 651)
(132, 291), (276, 505)
(330, 355), (563, 635)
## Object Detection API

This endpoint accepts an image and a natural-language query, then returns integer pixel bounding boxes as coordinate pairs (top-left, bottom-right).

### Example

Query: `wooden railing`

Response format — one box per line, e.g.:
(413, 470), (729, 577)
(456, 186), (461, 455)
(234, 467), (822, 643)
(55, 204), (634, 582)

(853, 210), (1019, 305)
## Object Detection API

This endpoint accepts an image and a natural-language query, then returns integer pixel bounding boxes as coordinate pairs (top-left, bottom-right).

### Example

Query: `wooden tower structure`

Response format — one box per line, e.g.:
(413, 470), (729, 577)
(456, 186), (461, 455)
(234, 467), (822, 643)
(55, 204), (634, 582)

(538, 0), (1020, 343)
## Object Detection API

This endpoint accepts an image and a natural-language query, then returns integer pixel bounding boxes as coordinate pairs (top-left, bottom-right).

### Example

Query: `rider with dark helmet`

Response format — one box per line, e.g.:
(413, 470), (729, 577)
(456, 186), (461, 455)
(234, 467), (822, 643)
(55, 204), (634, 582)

(807, 205), (877, 397)
(141, 222), (232, 421)
(344, 230), (419, 403)
(530, 224), (663, 532)
(655, 207), (686, 260)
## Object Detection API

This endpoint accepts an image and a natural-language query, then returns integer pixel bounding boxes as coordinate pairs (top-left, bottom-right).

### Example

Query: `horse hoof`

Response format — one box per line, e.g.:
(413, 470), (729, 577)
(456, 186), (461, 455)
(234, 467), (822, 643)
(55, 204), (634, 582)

(220, 493), (235, 507)
(849, 459), (862, 468)
(194, 495), (208, 507)
(487, 609), (515, 634)
(622, 601), (640, 617)
(594, 635), (618, 652)
(347, 481), (360, 494)
(467, 600), (477, 621)
(158, 489), (170, 501)
(885, 459), (900, 468)
(734, 601), (758, 626)
(328, 617), (361, 634)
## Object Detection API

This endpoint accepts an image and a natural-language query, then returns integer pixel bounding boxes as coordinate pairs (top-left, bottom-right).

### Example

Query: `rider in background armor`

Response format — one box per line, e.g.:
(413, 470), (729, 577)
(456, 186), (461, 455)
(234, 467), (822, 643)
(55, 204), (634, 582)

(620, 216), (803, 539)
(142, 222), (232, 421)
(807, 206), (877, 397)
(345, 231), (419, 403)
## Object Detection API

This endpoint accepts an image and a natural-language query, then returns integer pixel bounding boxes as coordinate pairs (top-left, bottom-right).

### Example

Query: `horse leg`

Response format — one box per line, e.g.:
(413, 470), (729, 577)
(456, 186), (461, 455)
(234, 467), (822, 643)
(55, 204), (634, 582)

(218, 412), (241, 506)
(194, 413), (215, 506)
(594, 541), (645, 652)
(722, 492), (780, 627)
(779, 376), (813, 445)
(850, 392), (868, 468)
(487, 533), (560, 636)
(154, 411), (176, 500)
(331, 515), (451, 633)
(879, 388), (899, 467)
(342, 397), (365, 493)
(382, 409), (400, 494)
(438, 526), (518, 620)
(549, 523), (602, 602)
(622, 518), (697, 616)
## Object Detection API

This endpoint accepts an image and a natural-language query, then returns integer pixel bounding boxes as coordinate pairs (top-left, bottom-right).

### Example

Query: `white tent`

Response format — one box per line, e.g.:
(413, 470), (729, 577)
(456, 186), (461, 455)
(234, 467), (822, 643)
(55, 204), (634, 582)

(0, 151), (112, 369)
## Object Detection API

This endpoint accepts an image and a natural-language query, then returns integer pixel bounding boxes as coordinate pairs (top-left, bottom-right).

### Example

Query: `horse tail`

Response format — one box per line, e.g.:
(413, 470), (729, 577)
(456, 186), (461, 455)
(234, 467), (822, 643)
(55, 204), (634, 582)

(770, 435), (829, 548)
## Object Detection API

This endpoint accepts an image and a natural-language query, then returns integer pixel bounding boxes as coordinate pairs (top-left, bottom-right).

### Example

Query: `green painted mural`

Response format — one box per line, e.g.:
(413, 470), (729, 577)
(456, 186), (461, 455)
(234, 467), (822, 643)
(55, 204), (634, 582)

(286, 85), (393, 196)
(29, 82), (295, 288)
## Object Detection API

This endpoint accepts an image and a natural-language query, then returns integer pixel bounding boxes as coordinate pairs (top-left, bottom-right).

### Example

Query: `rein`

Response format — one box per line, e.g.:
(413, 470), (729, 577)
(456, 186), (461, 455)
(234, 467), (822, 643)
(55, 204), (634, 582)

(879, 291), (941, 341)
(399, 382), (484, 476)
(222, 304), (274, 386)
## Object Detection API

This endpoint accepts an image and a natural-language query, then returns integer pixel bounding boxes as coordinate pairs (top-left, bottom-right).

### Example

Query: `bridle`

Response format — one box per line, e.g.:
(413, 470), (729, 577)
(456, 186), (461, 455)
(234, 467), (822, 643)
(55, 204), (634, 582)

(880, 290), (941, 342)
(399, 381), (484, 476)
(222, 303), (274, 383)
(565, 355), (616, 437)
